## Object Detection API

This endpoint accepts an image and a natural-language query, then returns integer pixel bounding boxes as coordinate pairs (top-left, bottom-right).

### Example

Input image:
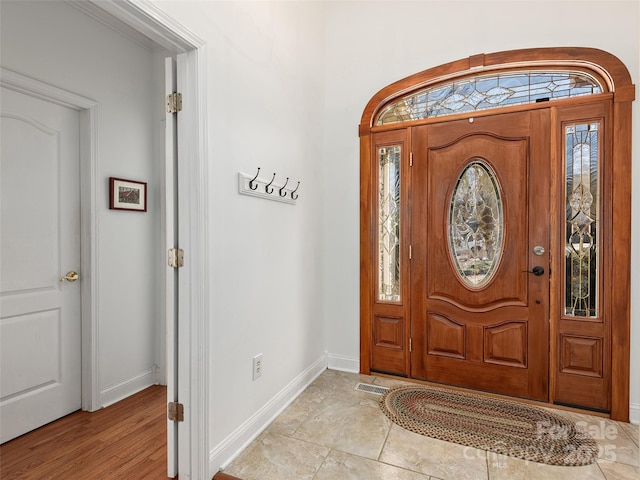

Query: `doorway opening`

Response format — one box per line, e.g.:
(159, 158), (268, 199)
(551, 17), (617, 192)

(0, 1), (208, 477)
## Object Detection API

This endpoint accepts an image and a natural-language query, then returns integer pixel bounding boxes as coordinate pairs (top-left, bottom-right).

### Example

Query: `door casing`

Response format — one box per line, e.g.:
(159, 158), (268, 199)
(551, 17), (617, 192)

(359, 47), (635, 421)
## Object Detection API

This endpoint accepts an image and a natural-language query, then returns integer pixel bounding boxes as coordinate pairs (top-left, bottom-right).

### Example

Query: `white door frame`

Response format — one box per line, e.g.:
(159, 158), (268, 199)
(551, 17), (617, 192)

(92, 3), (210, 478)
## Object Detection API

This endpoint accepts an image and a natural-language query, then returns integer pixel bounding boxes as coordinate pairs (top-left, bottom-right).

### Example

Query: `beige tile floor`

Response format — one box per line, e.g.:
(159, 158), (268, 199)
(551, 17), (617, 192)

(223, 370), (640, 480)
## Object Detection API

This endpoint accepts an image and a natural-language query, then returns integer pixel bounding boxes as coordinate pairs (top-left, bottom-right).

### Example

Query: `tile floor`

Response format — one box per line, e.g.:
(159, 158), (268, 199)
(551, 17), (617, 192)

(222, 369), (639, 480)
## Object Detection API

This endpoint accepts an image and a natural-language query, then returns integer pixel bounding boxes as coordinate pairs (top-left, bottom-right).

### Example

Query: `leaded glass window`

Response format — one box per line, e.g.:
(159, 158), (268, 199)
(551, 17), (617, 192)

(377, 71), (602, 125)
(378, 146), (401, 302)
(565, 123), (599, 317)
(448, 161), (504, 288)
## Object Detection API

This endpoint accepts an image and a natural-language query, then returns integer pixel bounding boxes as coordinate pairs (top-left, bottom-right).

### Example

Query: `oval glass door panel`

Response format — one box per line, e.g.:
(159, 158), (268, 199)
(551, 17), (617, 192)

(448, 160), (504, 288)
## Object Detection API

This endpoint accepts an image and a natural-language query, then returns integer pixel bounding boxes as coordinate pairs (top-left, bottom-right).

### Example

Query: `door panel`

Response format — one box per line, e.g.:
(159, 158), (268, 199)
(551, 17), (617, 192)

(426, 134), (529, 309)
(0, 87), (81, 443)
(426, 314), (465, 359)
(484, 321), (527, 367)
(411, 111), (550, 401)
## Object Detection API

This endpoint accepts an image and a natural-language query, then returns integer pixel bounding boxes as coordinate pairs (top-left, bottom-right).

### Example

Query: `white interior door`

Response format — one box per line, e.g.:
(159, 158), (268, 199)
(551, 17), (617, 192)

(165, 56), (179, 478)
(0, 86), (82, 443)
(166, 52), (194, 479)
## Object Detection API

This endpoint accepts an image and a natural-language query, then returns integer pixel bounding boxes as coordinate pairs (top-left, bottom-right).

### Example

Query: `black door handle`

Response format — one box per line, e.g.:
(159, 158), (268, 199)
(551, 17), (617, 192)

(523, 266), (545, 276)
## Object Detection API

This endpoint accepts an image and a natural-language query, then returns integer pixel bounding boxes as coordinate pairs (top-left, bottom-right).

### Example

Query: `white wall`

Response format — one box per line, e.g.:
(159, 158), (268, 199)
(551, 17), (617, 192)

(322, 0), (639, 420)
(4, 0), (636, 475)
(0, 1), (165, 405)
(154, 0), (328, 468)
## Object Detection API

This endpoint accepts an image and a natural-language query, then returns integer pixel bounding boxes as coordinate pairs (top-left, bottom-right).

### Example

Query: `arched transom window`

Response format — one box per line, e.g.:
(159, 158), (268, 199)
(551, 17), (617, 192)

(377, 70), (603, 125)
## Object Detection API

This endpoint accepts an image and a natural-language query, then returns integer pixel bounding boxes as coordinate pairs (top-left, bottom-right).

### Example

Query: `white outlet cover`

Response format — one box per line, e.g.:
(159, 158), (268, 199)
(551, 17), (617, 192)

(252, 354), (263, 380)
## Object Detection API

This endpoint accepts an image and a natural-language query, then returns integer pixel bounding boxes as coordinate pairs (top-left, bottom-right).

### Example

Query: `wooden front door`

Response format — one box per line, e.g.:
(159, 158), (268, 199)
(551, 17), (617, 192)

(360, 48), (634, 420)
(410, 110), (550, 401)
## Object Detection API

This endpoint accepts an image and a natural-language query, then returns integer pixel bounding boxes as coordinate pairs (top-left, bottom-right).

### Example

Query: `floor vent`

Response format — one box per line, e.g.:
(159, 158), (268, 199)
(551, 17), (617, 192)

(355, 383), (389, 395)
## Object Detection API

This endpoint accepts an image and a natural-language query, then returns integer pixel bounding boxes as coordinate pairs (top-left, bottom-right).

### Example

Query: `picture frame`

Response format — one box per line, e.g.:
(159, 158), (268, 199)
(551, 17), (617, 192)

(109, 177), (147, 212)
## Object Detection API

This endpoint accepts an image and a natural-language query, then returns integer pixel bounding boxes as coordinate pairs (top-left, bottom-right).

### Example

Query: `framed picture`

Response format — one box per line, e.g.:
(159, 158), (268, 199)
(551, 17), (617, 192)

(109, 177), (147, 212)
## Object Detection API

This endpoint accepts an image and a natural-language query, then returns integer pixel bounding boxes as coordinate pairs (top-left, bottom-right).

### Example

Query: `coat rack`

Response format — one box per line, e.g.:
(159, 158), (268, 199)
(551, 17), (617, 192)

(238, 167), (300, 205)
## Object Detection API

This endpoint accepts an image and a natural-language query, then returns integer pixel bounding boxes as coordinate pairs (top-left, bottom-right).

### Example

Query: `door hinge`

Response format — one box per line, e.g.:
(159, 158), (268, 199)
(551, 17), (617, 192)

(409, 338), (412, 352)
(168, 248), (184, 268)
(168, 402), (184, 422)
(167, 92), (182, 113)
(410, 152), (413, 167)
(409, 245), (412, 260)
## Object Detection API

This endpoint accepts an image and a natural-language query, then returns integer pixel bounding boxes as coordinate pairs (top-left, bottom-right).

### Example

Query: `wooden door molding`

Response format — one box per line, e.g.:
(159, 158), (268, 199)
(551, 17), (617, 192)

(359, 47), (635, 421)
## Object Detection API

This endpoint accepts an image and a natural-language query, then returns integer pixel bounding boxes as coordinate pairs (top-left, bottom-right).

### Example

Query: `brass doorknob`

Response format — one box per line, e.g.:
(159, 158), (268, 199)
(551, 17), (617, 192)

(60, 271), (79, 282)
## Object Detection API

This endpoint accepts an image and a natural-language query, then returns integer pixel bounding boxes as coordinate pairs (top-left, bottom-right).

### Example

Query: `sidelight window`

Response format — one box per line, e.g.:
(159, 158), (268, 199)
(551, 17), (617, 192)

(564, 122), (600, 317)
(378, 145), (401, 302)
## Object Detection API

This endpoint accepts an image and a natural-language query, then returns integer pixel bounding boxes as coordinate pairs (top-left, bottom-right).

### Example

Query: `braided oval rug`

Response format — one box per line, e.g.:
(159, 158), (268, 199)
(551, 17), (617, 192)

(380, 385), (598, 466)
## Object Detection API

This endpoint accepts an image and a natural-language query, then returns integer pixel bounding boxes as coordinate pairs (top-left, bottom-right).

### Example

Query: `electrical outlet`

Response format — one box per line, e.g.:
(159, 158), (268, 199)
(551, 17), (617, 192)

(252, 354), (263, 380)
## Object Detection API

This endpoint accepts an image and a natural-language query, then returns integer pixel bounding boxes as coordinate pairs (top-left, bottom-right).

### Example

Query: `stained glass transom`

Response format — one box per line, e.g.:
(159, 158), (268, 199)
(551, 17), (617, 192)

(378, 146), (401, 302)
(449, 161), (503, 288)
(377, 71), (603, 125)
(565, 123), (599, 317)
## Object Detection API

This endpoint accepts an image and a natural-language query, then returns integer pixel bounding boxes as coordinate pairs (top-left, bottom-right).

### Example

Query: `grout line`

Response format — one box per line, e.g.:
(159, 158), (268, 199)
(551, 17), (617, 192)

(377, 418), (393, 462)
(309, 447), (333, 480)
(486, 450), (491, 480)
(595, 459), (609, 480)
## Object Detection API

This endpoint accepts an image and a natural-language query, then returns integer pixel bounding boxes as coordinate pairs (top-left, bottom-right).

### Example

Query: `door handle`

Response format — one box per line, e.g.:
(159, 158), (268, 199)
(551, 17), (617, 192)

(523, 266), (545, 276)
(60, 271), (79, 282)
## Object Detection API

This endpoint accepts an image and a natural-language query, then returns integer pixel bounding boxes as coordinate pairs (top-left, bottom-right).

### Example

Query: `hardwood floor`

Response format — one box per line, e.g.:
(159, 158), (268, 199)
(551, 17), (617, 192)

(0, 385), (167, 479)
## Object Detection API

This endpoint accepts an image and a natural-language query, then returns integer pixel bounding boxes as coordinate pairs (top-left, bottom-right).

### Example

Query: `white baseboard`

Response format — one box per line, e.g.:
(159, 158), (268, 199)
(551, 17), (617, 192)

(630, 403), (639, 425)
(100, 368), (155, 408)
(210, 354), (328, 473)
(326, 353), (359, 373)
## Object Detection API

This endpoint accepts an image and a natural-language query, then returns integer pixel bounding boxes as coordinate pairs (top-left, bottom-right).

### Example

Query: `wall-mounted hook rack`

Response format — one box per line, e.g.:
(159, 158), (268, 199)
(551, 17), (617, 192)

(238, 168), (300, 204)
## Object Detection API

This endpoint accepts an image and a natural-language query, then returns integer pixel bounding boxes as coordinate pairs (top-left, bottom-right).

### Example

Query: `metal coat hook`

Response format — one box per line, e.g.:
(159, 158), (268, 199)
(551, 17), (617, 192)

(279, 177), (289, 197)
(265, 172), (276, 194)
(291, 181), (300, 200)
(249, 167), (260, 190)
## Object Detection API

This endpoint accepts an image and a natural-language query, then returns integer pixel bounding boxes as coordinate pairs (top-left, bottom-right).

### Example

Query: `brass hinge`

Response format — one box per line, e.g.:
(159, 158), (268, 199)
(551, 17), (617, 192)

(168, 402), (184, 422)
(409, 245), (412, 260)
(167, 92), (182, 113)
(168, 248), (184, 268)
(410, 152), (413, 167)
(409, 338), (412, 352)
